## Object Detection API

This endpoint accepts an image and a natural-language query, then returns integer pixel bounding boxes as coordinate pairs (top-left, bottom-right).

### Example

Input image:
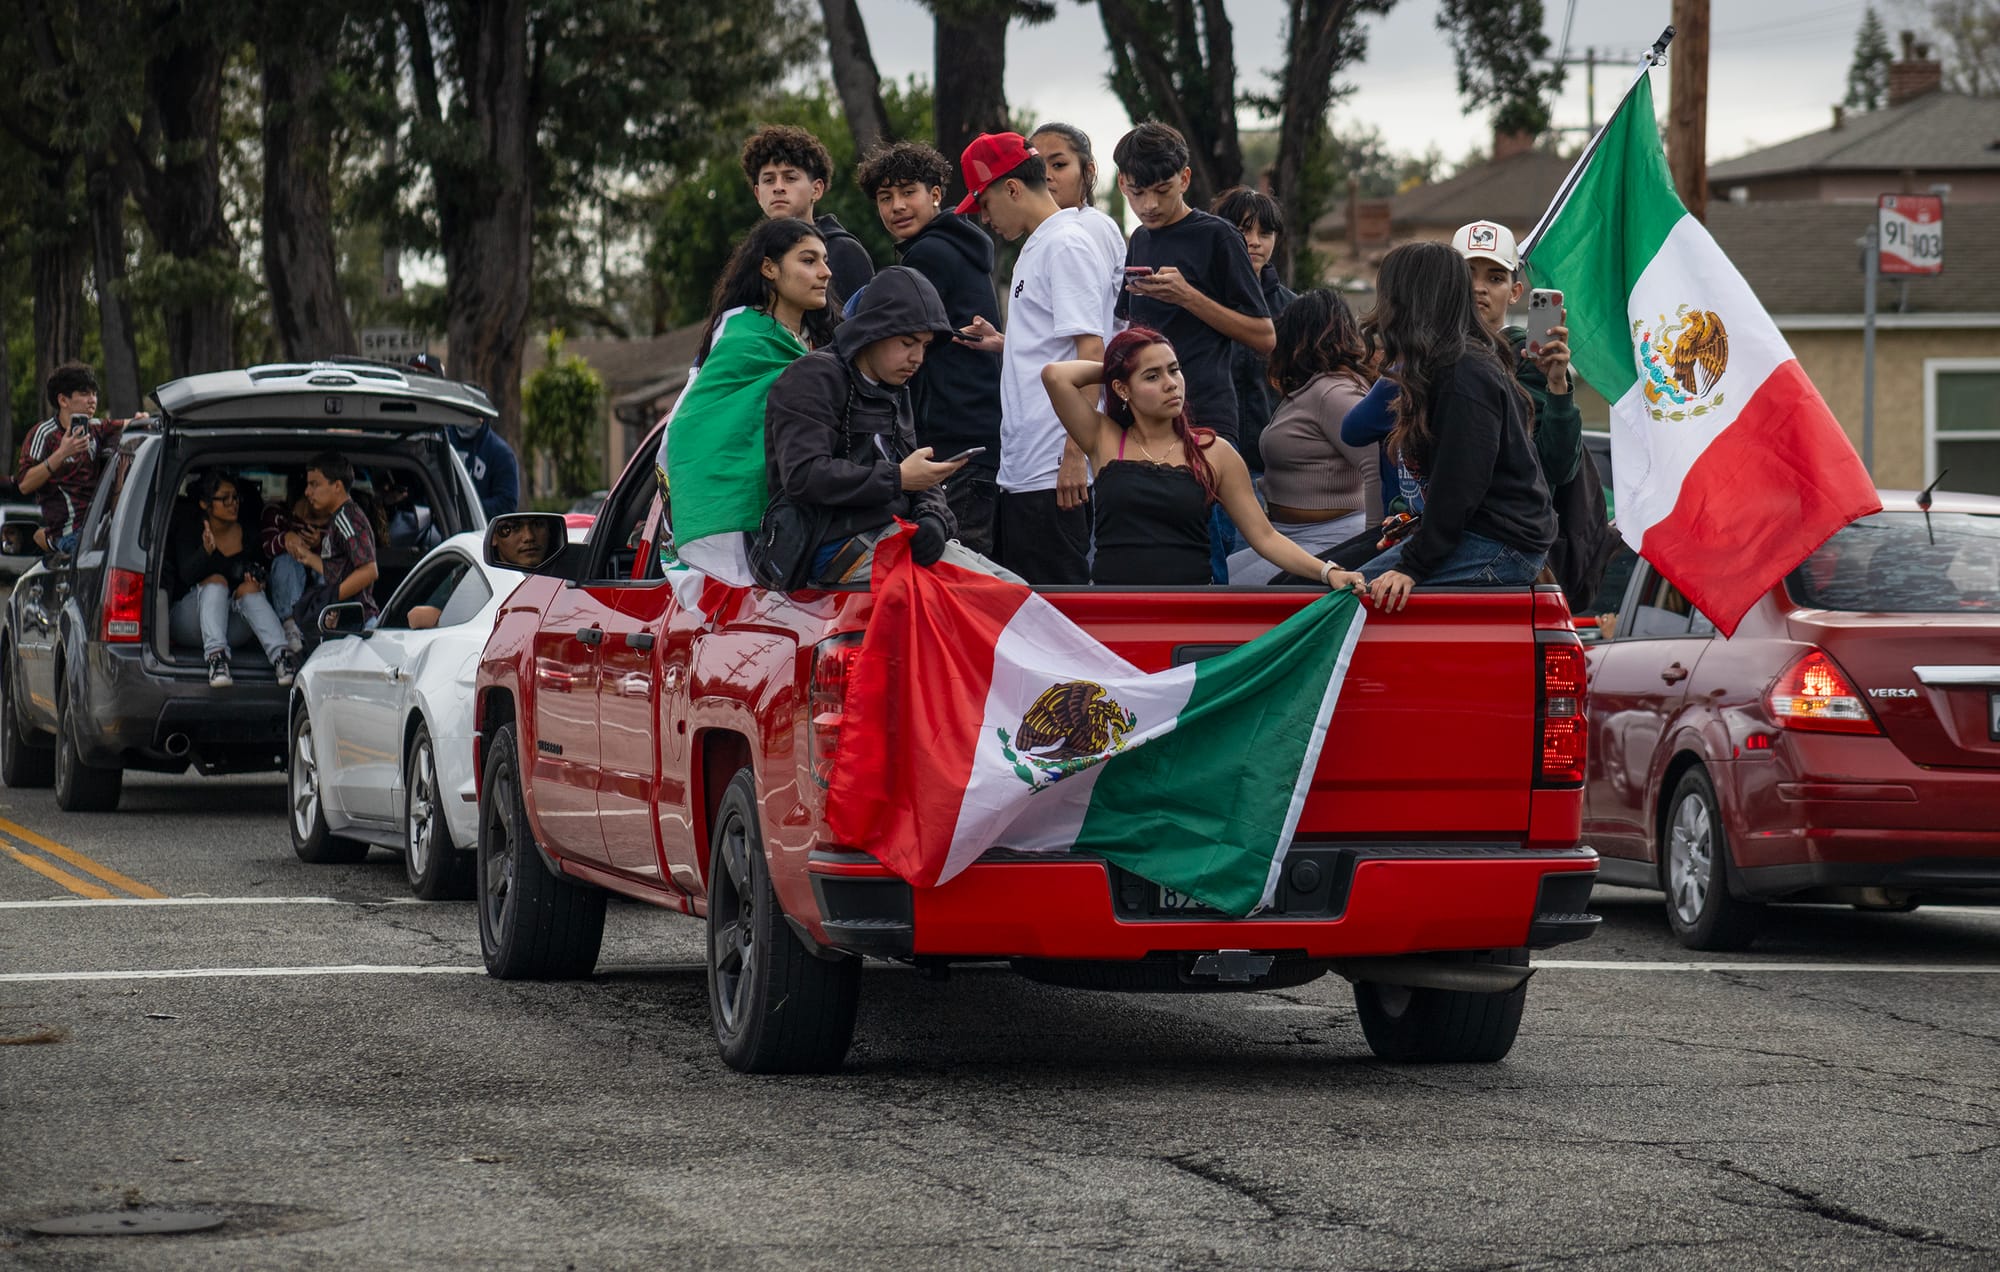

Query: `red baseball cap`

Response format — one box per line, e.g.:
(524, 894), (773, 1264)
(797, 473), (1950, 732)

(956, 132), (1036, 214)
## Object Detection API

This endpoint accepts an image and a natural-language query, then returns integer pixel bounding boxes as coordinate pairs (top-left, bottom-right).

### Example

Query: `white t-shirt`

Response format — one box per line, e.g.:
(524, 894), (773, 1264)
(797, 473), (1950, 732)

(997, 209), (1123, 492)
(1075, 205), (1129, 282)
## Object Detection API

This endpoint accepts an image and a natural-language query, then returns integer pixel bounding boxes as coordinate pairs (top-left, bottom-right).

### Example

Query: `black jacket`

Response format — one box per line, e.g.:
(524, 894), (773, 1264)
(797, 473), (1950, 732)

(1397, 354), (1557, 583)
(815, 212), (876, 308)
(765, 267), (958, 547)
(167, 512), (268, 603)
(895, 212), (1002, 471)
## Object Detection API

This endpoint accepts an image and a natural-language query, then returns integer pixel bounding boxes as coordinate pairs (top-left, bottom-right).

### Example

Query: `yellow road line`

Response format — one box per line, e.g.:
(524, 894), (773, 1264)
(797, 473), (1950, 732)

(0, 843), (114, 899)
(0, 815), (164, 899)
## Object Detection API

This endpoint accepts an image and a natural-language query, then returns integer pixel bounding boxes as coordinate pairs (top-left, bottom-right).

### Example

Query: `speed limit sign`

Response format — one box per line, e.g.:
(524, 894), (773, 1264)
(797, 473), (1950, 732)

(1879, 194), (1944, 275)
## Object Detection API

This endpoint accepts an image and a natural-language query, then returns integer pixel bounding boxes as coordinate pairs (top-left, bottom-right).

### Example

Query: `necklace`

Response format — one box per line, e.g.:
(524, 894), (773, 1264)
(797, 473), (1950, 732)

(1131, 431), (1176, 464)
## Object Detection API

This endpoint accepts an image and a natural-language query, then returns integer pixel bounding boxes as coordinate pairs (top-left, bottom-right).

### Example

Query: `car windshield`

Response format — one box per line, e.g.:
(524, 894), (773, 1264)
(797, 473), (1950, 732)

(1786, 511), (2000, 613)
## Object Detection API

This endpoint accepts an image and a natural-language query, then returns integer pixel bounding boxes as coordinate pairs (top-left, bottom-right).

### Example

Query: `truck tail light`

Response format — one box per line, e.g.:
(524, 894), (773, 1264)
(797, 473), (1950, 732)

(102, 568), (144, 642)
(1768, 648), (1879, 735)
(808, 633), (864, 789)
(1536, 636), (1586, 787)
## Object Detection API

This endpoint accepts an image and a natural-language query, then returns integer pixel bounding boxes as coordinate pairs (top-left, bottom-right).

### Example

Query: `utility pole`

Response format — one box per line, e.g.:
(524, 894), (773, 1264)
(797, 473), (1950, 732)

(1668, 0), (1710, 220)
(1585, 49), (1596, 132)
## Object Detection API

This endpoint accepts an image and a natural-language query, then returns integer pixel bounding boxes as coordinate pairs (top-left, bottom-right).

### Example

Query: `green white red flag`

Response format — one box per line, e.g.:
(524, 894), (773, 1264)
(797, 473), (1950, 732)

(1524, 74), (1879, 635)
(824, 531), (1365, 917)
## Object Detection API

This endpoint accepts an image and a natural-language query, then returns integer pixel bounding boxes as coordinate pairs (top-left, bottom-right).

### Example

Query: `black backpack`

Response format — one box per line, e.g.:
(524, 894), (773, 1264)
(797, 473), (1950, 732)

(1544, 441), (1619, 612)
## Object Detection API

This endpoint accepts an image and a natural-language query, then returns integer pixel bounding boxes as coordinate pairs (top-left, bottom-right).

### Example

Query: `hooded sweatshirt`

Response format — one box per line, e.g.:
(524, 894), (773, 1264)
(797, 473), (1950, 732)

(895, 211), (1003, 473)
(815, 212), (876, 309)
(765, 266), (959, 548)
(448, 421), (521, 520)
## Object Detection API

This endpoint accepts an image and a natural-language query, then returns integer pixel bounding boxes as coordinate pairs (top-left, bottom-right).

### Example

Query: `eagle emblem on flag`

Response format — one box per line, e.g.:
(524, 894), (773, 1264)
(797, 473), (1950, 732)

(995, 681), (1137, 790)
(1636, 305), (1729, 421)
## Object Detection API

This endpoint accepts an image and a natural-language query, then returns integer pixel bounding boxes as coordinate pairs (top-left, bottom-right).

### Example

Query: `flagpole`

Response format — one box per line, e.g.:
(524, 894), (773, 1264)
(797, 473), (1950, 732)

(1519, 26), (1677, 267)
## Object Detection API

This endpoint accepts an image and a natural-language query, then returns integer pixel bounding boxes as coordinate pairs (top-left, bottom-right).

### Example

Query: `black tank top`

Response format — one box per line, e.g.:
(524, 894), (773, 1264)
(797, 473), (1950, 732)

(1091, 456), (1212, 586)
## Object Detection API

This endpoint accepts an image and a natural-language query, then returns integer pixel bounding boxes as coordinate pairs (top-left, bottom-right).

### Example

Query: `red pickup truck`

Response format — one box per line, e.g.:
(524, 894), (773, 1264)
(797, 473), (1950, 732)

(472, 432), (1600, 1072)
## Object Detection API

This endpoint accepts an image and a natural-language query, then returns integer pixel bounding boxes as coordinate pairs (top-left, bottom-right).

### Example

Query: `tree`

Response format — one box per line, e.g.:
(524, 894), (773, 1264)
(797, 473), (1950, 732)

(523, 330), (604, 498)
(1096, 0), (1244, 208)
(1915, 0), (2000, 96)
(259, 1), (358, 362)
(1845, 7), (1894, 110)
(1436, 0), (1565, 138)
(926, 0), (1054, 203)
(819, 0), (893, 157)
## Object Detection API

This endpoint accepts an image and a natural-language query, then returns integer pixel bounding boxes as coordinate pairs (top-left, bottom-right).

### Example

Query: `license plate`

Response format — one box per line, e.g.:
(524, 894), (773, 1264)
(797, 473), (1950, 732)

(1991, 692), (2000, 741)
(1156, 886), (1223, 917)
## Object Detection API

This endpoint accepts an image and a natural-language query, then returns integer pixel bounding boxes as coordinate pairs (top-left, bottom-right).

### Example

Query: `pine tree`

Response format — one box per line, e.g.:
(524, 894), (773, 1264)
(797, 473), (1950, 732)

(1845, 6), (1894, 111)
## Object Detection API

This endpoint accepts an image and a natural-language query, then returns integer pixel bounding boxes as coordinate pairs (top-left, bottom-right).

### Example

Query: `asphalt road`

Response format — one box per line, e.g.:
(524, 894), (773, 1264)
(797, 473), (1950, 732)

(3, 772), (1999, 1270)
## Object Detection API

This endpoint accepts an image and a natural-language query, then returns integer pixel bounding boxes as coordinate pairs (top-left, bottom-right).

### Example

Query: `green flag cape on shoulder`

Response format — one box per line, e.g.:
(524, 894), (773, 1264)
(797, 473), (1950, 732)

(664, 307), (808, 549)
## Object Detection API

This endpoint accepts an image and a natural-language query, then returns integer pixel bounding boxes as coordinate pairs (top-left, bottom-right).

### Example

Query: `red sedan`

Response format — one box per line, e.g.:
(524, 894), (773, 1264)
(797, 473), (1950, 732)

(1585, 490), (2000, 949)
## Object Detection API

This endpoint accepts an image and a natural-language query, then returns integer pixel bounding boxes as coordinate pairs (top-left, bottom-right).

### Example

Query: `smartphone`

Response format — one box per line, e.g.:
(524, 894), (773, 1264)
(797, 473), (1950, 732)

(69, 413), (90, 435)
(1122, 265), (1155, 288)
(1525, 289), (1563, 356)
(937, 446), (987, 465)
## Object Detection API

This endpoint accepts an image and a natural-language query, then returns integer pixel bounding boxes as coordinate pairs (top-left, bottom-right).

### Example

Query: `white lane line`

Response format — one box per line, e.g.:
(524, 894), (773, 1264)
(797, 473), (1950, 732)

(0, 965), (486, 983)
(1534, 960), (2000, 973)
(0, 896), (442, 910)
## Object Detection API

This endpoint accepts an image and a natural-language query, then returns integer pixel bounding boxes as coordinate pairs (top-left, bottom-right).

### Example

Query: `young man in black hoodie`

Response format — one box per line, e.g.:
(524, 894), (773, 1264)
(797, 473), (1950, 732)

(855, 141), (1005, 555)
(741, 125), (875, 305)
(764, 267), (1019, 586)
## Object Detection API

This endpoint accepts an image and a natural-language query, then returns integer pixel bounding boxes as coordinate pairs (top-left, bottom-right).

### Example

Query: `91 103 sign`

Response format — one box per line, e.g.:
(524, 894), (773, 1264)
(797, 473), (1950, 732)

(1878, 194), (1944, 276)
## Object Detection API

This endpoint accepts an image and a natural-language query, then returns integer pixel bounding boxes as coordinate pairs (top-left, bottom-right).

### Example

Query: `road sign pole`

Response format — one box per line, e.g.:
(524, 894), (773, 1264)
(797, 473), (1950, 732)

(1862, 226), (1878, 474)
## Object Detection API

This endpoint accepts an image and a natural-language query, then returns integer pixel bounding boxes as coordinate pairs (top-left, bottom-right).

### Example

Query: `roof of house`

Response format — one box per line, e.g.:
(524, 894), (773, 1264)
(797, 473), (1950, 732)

(1314, 149), (1576, 239)
(559, 327), (705, 394)
(1709, 92), (2000, 182)
(1706, 199), (2000, 315)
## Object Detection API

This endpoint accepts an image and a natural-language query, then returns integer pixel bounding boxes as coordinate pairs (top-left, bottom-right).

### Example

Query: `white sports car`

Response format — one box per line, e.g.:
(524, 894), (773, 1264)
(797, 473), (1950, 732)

(287, 530), (529, 897)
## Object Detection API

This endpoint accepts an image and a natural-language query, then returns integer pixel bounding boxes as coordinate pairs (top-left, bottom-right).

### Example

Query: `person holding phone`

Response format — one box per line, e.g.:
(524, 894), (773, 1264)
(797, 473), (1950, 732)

(1454, 219), (1581, 489)
(16, 361), (145, 555)
(765, 267), (1021, 587)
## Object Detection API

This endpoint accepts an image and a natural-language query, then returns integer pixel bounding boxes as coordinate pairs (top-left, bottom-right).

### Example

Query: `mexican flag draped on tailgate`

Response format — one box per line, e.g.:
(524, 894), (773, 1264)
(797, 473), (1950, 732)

(1524, 74), (1879, 636)
(824, 531), (1365, 918)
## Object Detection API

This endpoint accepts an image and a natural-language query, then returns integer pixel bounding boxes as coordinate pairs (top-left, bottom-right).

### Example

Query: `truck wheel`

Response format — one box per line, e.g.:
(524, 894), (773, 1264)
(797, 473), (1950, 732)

(1354, 949), (1529, 1063)
(0, 651), (53, 788)
(477, 723), (604, 979)
(403, 723), (470, 900)
(52, 685), (121, 812)
(289, 709), (367, 864)
(1662, 766), (1761, 951)
(706, 767), (859, 1073)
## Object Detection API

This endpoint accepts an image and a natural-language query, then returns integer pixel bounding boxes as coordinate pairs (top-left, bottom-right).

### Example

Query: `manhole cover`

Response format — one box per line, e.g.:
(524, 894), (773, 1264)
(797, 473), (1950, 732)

(28, 1210), (226, 1236)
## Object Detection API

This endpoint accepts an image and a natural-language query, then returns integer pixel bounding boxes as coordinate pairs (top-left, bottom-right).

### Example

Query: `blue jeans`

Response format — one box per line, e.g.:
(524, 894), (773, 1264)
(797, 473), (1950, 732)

(1208, 502), (1242, 584)
(268, 555), (320, 621)
(1360, 530), (1546, 586)
(169, 581), (289, 662)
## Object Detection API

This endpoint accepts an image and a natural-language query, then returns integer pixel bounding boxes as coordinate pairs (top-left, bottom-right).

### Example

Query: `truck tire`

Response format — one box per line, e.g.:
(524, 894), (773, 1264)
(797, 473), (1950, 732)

(0, 650), (53, 789)
(1354, 949), (1529, 1063)
(289, 709), (367, 864)
(1662, 766), (1761, 951)
(403, 723), (471, 900)
(52, 685), (121, 812)
(477, 723), (604, 979)
(706, 767), (859, 1073)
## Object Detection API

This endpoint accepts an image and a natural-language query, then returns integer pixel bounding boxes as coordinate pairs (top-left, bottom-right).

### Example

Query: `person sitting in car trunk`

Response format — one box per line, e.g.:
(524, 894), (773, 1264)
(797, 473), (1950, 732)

(288, 451), (380, 637)
(167, 470), (297, 688)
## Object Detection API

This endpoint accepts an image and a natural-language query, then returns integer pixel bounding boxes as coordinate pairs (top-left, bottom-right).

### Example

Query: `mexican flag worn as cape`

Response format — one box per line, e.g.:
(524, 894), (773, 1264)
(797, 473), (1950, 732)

(663, 307), (807, 577)
(824, 530), (1366, 918)
(1525, 75), (1879, 635)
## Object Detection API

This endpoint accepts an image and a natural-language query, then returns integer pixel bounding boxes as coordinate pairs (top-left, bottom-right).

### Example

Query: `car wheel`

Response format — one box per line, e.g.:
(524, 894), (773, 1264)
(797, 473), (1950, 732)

(52, 683), (121, 812)
(0, 650), (53, 789)
(403, 724), (471, 900)
(706, 767), (860, 1074)
(289, 709), (367, 864)
(1662, 766), (1761, 951)
(1353, 949), (1529, 1063)
(476, 723), (605, 979)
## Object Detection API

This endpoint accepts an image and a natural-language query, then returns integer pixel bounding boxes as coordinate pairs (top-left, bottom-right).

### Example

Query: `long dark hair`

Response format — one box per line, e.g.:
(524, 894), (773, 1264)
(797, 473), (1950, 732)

(1103, 326), (1219, 505)
(1362, 241), (1521, 473)
(1268, 289), (1369, 397)
(1029, 122), (1099, 207)
(700, 217), (837, 359)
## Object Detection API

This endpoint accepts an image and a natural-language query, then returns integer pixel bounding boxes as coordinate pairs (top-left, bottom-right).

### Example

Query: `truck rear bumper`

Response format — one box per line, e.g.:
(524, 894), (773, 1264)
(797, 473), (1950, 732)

(807, 845), (1600, 961)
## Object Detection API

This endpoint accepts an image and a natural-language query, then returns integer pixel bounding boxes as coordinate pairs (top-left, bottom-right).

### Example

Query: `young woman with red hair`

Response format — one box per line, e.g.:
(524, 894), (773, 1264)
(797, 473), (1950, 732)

(1042, 327), (1365, 590)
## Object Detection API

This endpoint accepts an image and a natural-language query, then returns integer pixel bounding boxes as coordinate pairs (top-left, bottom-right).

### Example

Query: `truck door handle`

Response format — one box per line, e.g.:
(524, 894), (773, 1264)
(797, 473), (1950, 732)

(576, 626), (603, 645)
(1661, 663), (1689, 684)
(626, 632), (655, 650)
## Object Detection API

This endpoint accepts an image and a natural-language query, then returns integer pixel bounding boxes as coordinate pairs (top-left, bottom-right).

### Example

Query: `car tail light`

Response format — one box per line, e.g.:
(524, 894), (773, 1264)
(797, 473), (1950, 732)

(808, 633), (864, 789)
(1768, 648), (1880, 734)
(102, 568), (144, 642)
(1536, 636), (1586, 787)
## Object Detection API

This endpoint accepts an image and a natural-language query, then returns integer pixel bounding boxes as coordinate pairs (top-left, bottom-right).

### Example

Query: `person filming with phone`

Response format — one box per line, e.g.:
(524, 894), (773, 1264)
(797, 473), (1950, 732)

(764, 266), (1021, 587)
(16, 361), (147, 555)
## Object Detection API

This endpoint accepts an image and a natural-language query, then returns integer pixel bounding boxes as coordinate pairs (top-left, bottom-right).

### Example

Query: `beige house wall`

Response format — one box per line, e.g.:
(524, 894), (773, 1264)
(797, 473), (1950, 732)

(1786, 326), (2000, 488)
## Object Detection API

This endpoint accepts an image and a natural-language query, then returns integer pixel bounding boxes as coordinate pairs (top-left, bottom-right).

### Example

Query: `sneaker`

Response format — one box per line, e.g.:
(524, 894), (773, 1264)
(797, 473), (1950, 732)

(207, 655), (233, 688)
(282, 617), (304, 654)
(275, 651), (297, 689)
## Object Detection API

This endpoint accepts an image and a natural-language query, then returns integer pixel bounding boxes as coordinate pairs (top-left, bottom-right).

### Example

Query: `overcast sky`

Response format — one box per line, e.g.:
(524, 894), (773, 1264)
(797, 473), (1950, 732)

(852, 0), (1887, 168)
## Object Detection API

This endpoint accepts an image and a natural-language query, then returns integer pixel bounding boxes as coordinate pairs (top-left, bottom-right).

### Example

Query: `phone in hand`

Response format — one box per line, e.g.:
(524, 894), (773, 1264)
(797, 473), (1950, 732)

(68, 413), (90, 436)
(1525, 289), (1563, 356)
(936, 446), (987, 465)
(1122, 265), (1155, 288)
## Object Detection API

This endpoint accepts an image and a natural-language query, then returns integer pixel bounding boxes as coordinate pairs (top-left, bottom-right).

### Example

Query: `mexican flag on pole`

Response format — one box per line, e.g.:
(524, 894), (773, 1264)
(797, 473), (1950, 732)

(1524, 74), (1879, 635)
(824, 530), (1365, 918)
